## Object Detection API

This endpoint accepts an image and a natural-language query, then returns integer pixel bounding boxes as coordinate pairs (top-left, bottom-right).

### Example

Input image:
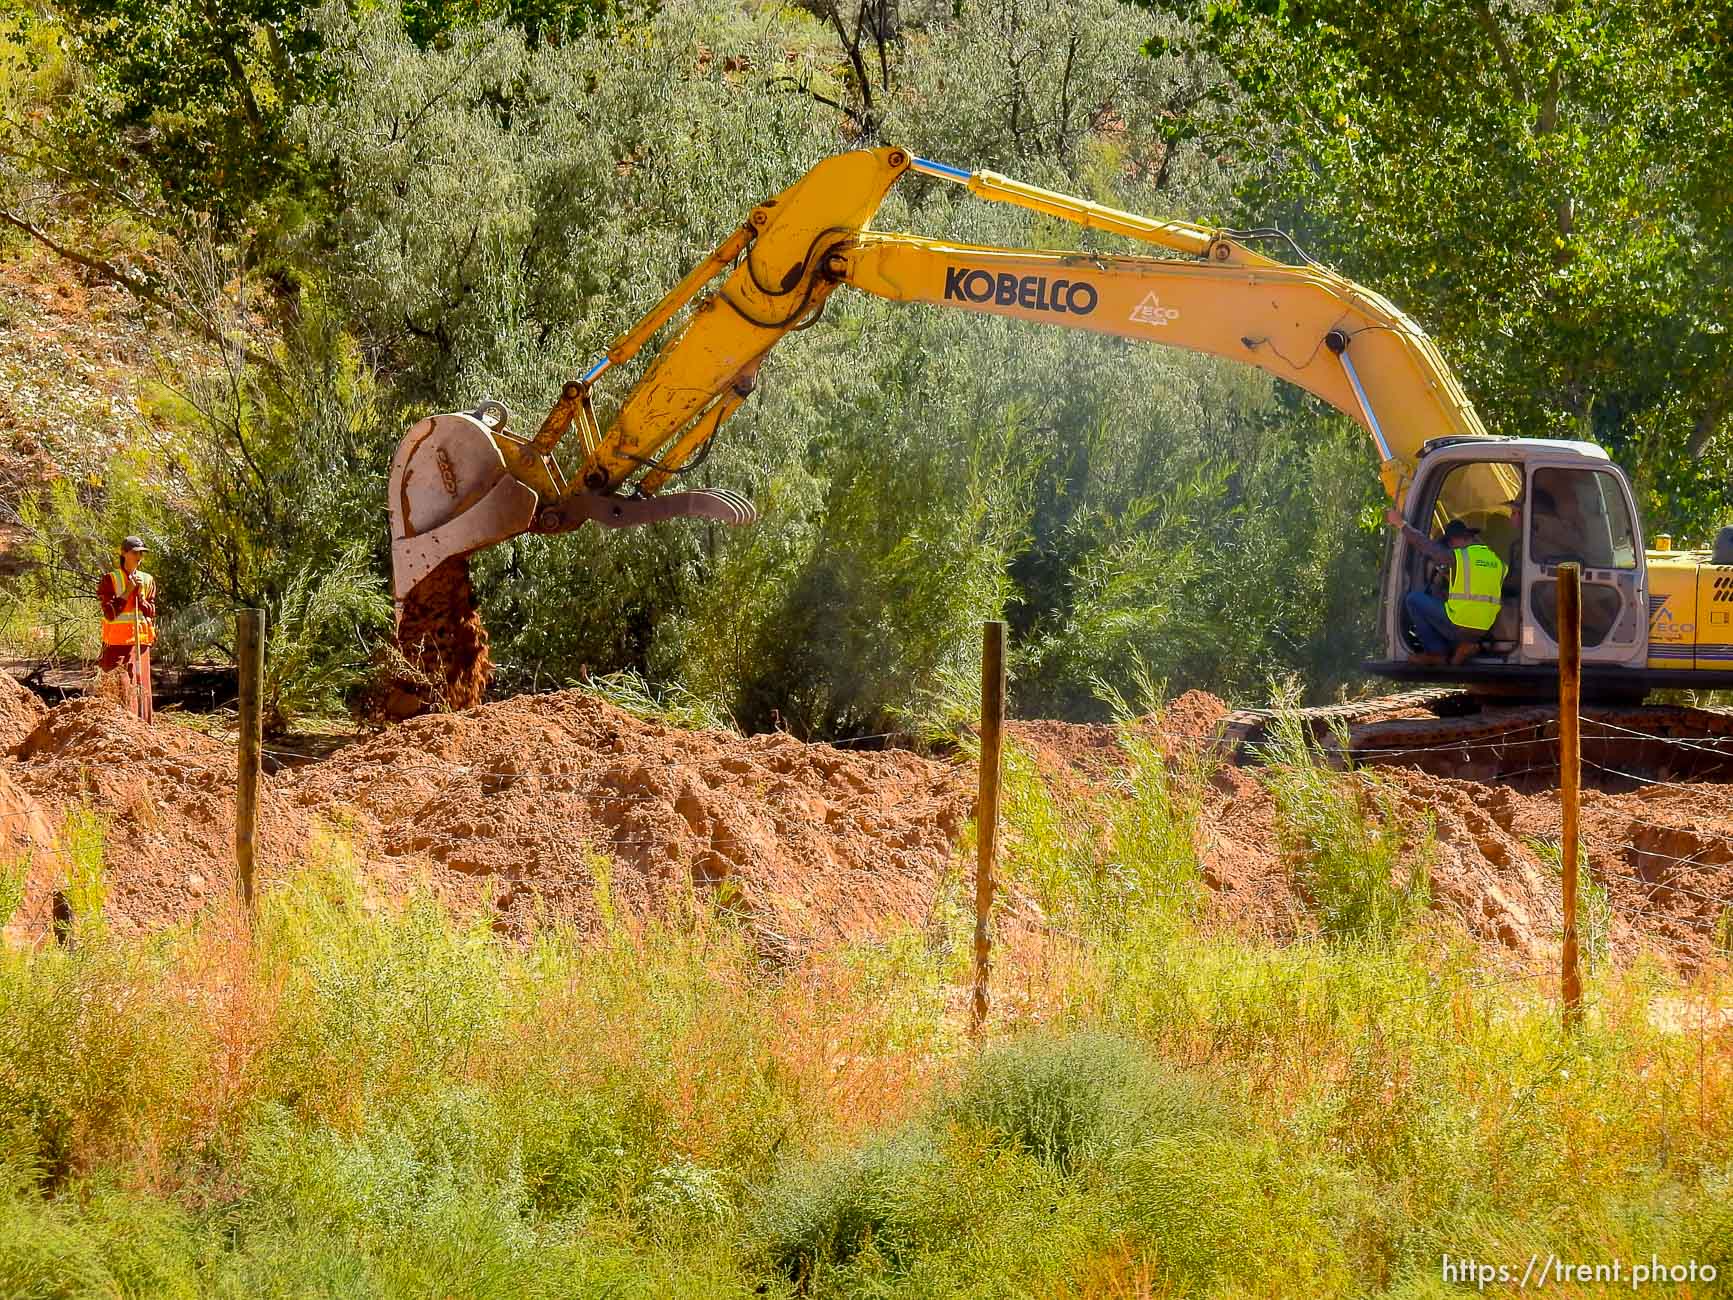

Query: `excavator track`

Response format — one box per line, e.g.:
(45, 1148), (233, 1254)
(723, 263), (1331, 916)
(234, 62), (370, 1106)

(1223, 692), (1733, 785)
(1220, 687), (1471, 758)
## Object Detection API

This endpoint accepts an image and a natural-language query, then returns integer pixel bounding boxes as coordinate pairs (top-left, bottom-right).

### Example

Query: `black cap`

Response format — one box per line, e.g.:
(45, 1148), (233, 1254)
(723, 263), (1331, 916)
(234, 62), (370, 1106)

(120, 535), (148, 553)
(1442, 519), (1478, 542)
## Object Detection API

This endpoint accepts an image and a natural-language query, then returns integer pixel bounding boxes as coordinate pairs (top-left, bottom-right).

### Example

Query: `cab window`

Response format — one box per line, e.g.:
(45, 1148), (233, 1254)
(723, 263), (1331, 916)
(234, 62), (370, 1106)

(1425, 461), (1524, 566)
(1528, 468), (1638, 569)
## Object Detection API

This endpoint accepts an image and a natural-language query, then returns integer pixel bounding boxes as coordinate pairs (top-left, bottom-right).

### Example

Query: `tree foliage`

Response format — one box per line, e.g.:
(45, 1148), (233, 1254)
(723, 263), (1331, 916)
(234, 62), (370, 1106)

(1140, 0), (1733, 537)
(41, 0), (329, 231)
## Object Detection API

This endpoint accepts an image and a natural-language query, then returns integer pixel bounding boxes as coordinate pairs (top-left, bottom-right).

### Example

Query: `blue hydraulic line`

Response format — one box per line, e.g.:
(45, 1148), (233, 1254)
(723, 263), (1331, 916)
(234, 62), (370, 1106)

(580, 355), (611, 384)
(910, 156), (971, 183)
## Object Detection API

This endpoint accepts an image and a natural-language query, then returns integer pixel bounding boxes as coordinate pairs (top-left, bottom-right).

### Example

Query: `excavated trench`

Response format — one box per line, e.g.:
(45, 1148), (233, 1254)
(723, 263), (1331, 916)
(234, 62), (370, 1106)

(1330, 705), (1733, 789)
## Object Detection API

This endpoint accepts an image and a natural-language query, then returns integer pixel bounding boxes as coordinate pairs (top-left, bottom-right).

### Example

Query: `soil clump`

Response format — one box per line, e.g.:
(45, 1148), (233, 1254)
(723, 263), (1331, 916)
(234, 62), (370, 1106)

(384, 555), (493, 718)
(0, 671), (46, 755)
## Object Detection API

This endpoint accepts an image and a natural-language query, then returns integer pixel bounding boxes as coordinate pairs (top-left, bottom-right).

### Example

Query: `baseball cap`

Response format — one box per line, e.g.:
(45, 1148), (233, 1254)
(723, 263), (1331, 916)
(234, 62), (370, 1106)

(1442, 519), (1479, 542)
(120, 535), (149, 553)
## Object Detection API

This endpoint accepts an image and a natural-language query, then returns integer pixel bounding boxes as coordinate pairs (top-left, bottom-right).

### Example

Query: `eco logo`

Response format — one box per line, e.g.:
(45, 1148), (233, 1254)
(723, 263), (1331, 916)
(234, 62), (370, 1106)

(1648, 594), (1694, 640)
(1130, 293), (1180, 326)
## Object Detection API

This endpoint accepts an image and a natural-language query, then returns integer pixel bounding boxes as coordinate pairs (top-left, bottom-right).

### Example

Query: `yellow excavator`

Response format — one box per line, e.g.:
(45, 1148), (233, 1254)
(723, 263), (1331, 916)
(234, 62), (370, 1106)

(387, 146), (1733, 716)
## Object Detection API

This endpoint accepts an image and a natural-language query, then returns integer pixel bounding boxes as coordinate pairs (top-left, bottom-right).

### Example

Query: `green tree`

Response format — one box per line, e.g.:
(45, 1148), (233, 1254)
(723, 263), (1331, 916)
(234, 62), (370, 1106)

(1140, 0), (1733, 537)
(41, 0), (329, 231)
(398, 0), (616, 48)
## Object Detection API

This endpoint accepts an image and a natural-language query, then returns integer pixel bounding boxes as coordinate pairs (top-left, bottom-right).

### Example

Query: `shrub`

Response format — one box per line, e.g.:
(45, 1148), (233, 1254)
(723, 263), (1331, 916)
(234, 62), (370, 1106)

(945, 1031), (1224, 1173)
(0, 1183), (206, 1300)
(748, 1127), (942, 1283)
(0, 942), (206, 1189)
(515, 1089), (636, 1218)
(256, 839), (505, 1121)
(262, 542), (392, 732)
(1111, 1134), (1353, 1293)
(1683, 1165), (1733, 1295)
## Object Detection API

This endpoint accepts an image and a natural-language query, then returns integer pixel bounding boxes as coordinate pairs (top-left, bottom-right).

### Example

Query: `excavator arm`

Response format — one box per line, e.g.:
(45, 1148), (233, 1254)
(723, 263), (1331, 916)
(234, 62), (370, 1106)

(389, 146), (1490, 604)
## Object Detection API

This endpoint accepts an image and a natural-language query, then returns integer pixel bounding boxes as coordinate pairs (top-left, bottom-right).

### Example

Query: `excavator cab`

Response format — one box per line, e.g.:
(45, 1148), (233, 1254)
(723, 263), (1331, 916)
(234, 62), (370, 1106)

(1380, 438), (1652, 679)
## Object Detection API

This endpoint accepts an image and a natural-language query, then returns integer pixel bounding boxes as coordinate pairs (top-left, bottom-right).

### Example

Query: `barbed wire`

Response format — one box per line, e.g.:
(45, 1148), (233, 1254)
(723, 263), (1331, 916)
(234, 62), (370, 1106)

(1582, 757), (1716, 792)
(1582, 716), (1733, 754)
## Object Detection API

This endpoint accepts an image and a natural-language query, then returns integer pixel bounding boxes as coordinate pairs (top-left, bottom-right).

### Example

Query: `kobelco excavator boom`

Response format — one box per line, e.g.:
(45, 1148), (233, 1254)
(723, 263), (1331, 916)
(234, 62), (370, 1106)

(387, 146), (1733, 710)
(389, 146), (1492, 606)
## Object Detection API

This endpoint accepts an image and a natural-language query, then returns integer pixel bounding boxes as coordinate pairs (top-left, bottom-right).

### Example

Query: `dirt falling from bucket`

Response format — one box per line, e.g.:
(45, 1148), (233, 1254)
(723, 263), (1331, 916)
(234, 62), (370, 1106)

(386, 555), (494, 717)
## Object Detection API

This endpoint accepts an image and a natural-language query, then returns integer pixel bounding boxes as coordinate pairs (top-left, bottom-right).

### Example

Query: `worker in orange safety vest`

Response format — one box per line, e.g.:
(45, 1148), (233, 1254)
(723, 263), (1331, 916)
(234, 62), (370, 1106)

(97, 535), (156, 721)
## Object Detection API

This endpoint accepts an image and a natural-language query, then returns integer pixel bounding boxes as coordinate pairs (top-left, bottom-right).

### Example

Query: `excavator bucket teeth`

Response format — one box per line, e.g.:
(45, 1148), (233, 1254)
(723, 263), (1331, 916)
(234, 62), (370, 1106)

(389, 412), (539, 600)
(574, 487), (759, 530)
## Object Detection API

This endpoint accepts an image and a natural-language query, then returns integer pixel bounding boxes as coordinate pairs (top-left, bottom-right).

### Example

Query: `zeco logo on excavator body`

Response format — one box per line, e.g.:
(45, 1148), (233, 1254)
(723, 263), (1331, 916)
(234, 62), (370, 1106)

(1649, 594), (1694, 641)
(943, 268), (1098, 316)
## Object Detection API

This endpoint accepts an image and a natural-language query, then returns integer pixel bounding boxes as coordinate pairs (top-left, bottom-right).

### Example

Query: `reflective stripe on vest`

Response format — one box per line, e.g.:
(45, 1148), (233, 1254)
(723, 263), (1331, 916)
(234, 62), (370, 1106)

(1445, 544), (1505, 633)
(101, 568), (157, 647)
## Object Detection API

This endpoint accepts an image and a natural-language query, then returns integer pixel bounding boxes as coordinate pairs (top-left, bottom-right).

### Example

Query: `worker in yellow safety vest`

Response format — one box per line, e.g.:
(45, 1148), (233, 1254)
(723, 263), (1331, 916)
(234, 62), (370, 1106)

(97, 535), (157, 719)
(1384, 511), (1508, 667)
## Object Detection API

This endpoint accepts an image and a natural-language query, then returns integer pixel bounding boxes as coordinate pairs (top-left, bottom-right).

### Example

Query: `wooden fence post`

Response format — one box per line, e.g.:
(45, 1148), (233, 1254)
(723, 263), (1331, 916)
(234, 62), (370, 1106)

(236, 609), (265, 912)
(973, 620), (1007, 1036)
(1557, 563), (1583, 1029)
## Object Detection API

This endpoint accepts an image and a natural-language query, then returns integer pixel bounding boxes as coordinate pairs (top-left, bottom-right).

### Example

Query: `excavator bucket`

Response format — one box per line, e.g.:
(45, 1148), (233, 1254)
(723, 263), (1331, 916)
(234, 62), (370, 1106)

(388, 405), (540, 602)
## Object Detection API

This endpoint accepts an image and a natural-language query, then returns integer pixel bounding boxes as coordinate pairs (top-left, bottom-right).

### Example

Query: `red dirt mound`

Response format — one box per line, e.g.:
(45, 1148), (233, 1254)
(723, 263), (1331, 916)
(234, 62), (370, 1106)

(7, 700), (313, 936)
(1163, 688), (1231, 745)
(282, 691), (970, 949)
(1007, 690), (1231, 795)
(1007, 696), (1733, 966)
(8, 680), (1729, 970)
(0, 672), (45, 756)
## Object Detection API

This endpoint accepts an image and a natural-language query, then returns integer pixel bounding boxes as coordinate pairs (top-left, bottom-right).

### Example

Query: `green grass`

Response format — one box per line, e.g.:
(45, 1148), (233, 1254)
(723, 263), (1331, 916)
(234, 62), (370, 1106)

(576, 667), (738, 732)
(1, 743), (1730, 1298)
(1259, 700), (1432, 942)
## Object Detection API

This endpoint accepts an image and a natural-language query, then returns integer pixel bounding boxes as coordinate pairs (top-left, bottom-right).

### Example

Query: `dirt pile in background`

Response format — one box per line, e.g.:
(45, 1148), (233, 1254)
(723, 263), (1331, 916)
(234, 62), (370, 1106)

(1008, 690), (1230, 790)
(283, 692), (969, 947)
(6, 700), (313, 934)
(0, 671), (46, 755)
(1010, 695), (1733, 967)
(384, 556), (494, 718)
(2, 692), (967, 951)
(5, 682), (1729, 968)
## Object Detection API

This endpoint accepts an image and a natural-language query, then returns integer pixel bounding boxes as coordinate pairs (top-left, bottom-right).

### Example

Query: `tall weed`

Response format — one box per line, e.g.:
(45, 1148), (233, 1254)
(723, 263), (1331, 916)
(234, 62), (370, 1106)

(1260, 699), (1431, 940)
